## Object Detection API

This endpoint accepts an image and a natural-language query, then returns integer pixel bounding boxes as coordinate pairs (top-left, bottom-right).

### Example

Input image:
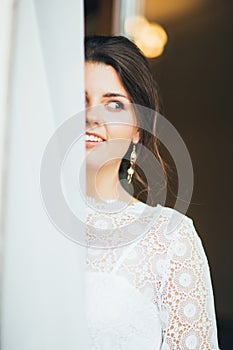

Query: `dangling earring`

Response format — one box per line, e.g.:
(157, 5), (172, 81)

(127, 144), (137, 184)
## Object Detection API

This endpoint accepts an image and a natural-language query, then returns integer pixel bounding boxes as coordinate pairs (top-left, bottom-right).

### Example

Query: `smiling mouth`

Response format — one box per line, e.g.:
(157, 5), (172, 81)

(86, 132), (106, 148)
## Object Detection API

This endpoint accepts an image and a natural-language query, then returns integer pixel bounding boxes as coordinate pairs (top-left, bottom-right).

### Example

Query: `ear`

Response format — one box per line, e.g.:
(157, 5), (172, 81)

(132, 128), (140, 144)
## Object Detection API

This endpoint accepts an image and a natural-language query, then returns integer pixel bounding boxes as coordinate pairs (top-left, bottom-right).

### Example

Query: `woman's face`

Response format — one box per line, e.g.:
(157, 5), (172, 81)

(85, 62), (139, 169)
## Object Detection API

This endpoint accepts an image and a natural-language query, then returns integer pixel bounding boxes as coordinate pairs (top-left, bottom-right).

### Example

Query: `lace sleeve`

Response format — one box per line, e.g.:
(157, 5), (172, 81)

(159, 217), (220, 350)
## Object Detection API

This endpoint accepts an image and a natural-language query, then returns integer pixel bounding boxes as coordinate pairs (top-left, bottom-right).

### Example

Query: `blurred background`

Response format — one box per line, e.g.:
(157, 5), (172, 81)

(84, 0), (233, 348)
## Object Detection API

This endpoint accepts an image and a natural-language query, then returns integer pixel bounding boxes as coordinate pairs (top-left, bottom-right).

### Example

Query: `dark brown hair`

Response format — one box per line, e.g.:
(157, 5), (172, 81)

(85, 35), (170, 206)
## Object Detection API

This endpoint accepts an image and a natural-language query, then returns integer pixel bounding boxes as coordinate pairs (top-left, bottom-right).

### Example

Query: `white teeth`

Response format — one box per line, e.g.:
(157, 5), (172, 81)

(86, 134), (103, 142)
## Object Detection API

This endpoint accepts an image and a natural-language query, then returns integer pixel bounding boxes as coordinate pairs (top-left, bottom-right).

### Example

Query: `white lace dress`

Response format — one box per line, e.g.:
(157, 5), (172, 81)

(85, 200), (220, 350)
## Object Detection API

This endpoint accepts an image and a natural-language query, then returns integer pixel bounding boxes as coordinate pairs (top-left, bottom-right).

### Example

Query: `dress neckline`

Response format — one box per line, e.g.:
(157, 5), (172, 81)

(86, 195), (149, 214)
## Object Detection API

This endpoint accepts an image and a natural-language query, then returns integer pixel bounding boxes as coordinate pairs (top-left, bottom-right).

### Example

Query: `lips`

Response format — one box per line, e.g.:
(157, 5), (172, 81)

(86, 132), (106, 148)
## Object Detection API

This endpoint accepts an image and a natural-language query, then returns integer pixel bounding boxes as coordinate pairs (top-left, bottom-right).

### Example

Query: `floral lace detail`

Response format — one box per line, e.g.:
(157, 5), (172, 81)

(85, 200), (162, 248)
(86, 203), (220, 349)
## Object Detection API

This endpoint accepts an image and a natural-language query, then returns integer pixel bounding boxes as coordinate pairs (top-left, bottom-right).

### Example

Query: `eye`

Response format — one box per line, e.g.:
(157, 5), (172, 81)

(106, 101), (125, 111)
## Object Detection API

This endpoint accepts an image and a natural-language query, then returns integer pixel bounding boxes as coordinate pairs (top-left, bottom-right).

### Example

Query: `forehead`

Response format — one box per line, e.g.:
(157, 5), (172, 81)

(85, 62), (128, 96)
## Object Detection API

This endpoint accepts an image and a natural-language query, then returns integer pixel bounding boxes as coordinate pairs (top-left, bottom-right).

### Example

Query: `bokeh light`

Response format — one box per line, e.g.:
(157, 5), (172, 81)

(124, 16), (168, 58)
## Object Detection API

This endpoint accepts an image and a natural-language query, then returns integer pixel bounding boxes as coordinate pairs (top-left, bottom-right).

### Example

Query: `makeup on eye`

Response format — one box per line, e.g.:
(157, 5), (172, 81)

(85, 90), (130, 109)
(105, 100), (125, 111)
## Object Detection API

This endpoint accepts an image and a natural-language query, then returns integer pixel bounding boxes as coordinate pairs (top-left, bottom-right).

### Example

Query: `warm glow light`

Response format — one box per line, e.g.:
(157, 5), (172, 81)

(135, 38), (164, 58)
(135, 22), (168, 58)
(124, 16), (168, 58)
(124, 15), (149, 38)
(139, 23), (168, 46)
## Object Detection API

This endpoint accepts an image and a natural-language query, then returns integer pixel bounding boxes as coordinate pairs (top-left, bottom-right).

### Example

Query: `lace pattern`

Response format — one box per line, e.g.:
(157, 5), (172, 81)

(86, 203), (220, 349)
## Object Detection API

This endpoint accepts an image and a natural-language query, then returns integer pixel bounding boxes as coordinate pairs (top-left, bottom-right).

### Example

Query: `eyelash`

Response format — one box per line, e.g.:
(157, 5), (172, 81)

(106, 100), (125, 111)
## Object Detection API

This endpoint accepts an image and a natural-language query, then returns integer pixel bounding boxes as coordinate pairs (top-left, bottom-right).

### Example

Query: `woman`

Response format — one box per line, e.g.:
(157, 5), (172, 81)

(85, 35), (220, 349)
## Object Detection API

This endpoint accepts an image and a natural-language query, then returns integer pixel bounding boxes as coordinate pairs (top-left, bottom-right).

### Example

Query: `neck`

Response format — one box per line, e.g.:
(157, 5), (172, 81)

(86, 161), (135, 204)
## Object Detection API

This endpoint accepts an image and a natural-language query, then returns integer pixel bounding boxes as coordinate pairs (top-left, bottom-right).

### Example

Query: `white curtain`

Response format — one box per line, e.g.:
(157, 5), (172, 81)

(0, 0), (88, 349)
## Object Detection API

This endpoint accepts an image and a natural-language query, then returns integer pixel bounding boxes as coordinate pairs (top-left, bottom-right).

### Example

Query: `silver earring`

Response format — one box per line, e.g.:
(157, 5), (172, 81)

(127, 144), (137, 184)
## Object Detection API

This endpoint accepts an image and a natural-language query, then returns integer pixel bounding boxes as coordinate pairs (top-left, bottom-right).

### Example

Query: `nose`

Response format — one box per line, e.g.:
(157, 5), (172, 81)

(86, 105), (103, 127)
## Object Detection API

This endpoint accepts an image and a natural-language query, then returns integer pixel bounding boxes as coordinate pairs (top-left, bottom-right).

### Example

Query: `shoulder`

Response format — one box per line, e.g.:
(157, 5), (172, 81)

(144, 204), (202, 248)
(152, 204), (195, 234)
(148, 204), (209, 263)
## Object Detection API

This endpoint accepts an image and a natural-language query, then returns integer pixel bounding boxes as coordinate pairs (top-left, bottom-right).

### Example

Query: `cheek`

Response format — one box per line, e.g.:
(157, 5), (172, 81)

(106, 124), (136, 140)
(103, 109), (137, 139)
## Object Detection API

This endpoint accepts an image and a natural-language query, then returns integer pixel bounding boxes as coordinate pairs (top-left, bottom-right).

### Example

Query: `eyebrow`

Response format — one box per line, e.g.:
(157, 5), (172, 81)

(103, 93), (129, 99)
(85, 91), (130, 100)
